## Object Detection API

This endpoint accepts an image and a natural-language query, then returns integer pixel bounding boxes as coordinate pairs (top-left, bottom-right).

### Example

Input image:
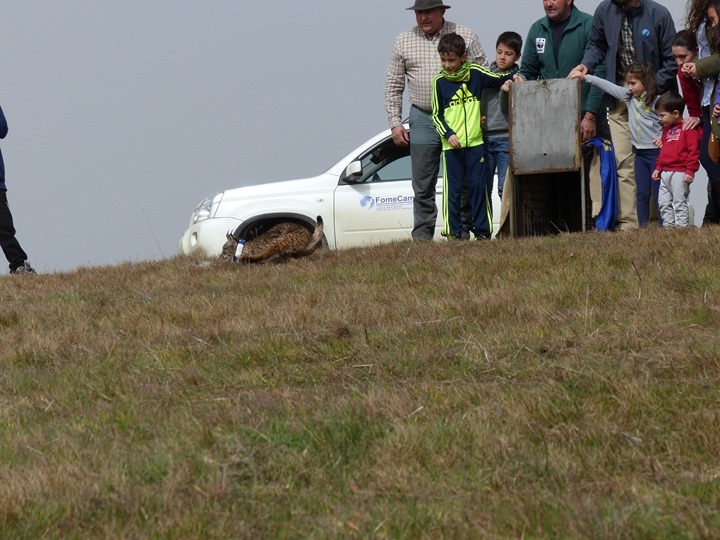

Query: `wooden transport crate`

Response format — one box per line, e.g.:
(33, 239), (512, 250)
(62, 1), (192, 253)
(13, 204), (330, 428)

(507, 78), (590, 236)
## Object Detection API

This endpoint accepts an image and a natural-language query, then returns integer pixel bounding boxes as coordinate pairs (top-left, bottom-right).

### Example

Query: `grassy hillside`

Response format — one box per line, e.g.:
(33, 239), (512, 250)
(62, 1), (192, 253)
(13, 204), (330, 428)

(1, 227), (719, 538)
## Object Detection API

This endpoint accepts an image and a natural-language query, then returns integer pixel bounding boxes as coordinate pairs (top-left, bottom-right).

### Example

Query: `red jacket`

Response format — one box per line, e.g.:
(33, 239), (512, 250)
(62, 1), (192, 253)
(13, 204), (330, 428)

(677, 66), (702, 118)
(655, 123), (701, 177)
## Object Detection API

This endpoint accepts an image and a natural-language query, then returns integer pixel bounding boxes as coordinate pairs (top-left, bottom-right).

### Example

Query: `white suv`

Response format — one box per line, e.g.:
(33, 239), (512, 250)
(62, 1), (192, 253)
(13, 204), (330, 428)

(178, 127), (501, 257)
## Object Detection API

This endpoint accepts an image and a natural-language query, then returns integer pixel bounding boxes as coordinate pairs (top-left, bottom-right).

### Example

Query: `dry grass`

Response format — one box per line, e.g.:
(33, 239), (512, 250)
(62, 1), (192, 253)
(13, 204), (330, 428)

(1, 226), (719, 538)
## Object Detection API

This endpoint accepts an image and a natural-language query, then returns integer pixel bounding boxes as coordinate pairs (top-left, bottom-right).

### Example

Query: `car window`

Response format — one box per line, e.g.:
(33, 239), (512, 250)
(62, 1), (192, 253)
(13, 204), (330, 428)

(351, 140), (411, 183)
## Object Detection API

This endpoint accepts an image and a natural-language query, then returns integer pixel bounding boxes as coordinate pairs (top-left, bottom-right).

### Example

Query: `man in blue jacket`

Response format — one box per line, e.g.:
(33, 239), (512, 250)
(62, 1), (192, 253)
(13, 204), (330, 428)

(0, 105), (36, 275)
(521, 0), (609, 142)
(572, 0), (677, 231)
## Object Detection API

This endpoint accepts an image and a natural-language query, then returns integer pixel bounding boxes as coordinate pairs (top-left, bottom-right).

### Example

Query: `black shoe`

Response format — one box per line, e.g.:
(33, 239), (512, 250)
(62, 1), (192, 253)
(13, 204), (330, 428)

(10, 261), (37, 275)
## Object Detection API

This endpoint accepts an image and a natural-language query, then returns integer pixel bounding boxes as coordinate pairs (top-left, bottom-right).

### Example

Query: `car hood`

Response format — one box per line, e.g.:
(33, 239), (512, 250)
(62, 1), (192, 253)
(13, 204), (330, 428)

(218, 173), (339, 205)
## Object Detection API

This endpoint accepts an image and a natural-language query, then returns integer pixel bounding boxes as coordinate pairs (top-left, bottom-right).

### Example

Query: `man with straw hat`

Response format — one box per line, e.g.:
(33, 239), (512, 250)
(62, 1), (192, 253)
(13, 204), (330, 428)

(385, 0), (487, 240)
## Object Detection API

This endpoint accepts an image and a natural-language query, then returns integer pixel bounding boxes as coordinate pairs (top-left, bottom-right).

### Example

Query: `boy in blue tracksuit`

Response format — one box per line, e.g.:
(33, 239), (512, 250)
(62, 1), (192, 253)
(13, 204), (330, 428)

(431, 32), (513, 240)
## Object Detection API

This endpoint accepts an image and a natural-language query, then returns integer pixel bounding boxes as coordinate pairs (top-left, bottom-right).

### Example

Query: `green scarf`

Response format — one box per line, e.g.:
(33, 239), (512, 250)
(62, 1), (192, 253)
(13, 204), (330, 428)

(441, 62), (471, 83)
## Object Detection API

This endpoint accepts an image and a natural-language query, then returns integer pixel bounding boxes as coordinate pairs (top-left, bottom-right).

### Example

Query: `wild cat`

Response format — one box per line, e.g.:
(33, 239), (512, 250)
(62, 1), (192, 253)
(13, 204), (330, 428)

(220, 216), (324, 263)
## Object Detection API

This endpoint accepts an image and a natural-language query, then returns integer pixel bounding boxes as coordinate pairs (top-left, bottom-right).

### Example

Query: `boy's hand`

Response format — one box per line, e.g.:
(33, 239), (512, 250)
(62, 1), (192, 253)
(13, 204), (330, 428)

(652, 170), (660, 180)
(448, 134), (461, 150)
(713, 104), (720, 118)
(683, 116), (701, 131)
(652, 138), (663, 148)
(500, 74), (524, 93)
(685, 174), (694, 184)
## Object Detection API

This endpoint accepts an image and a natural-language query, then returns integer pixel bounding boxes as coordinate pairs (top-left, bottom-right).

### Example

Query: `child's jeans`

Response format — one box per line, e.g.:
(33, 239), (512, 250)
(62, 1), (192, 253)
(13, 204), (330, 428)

(633, 147), (661, 227)
(658, 171), (691, 227)
(484, 136), (510, 201)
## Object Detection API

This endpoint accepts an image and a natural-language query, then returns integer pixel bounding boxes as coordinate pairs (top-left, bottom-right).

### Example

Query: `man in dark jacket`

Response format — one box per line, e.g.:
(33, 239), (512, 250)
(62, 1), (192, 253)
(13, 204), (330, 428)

(521, 0), (609, 142)
(0, 105), (36, 275)
(572, 0), (677, 231)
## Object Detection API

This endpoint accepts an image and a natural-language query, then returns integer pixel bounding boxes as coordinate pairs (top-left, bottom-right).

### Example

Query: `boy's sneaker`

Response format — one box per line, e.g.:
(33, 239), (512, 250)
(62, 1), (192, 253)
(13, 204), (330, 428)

(11, 261), (37, 275)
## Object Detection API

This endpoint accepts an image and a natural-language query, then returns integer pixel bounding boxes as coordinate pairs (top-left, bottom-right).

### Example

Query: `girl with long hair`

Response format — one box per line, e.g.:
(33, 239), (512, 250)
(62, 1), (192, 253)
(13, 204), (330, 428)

(570, 62), (664, 227)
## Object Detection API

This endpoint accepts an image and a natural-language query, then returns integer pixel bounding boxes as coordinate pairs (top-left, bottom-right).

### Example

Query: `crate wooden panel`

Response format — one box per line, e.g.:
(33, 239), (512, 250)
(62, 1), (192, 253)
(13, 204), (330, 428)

(509, 78), (581, 175)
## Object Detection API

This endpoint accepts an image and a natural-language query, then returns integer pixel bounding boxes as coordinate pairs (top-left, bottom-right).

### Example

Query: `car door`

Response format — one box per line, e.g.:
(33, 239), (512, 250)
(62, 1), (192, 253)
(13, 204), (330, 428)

(332, 137), (442, 247)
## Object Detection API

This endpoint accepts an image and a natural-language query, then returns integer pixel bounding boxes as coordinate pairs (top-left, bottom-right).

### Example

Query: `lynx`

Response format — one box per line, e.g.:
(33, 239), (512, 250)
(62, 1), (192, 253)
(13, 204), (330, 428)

(220, 216), (324, 263)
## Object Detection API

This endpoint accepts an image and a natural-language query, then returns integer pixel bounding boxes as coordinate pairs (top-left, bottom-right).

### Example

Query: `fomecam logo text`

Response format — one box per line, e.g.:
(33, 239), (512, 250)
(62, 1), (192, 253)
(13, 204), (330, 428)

(375, 195), (414, 204)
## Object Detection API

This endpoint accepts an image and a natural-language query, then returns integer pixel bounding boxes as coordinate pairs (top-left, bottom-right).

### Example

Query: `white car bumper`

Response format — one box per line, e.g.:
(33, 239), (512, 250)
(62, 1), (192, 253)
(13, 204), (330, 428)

(178, 217), (243, 257)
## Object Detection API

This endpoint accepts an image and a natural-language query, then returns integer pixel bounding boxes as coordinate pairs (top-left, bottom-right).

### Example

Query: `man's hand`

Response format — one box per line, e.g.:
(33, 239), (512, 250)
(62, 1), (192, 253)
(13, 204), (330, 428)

(568, 65), (588, 80)
(683, 116), (701, 130)
(448, 134), (461, 150)
(391, 125), (409, 147)
(682, 62), (698, 79)
(581, 114), (596, 142)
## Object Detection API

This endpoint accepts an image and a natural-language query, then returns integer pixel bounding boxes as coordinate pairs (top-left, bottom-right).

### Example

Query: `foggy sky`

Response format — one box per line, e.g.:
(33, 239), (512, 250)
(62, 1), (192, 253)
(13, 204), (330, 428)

(0, 1), (686, 272)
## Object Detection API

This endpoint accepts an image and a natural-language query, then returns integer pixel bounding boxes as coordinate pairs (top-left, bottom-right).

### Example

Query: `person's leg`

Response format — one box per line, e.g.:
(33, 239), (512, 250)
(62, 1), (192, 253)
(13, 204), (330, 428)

(489, 137), (510, 200)
(703, 177), (720, 225)
(0, 189), (29, 272)
(483, 138), (498, 200)
(700, 106), (720, 224)
(638, 148), (662, 227)
(651, 167), (662, 227)
(671, 172), (691, 227)
(465, 145), (491, 238)
(409, 106), (442, 240)
(441, 149), (466, 238)
(608, 99), (638, 230)
(657, 172), (675, 227)
(634, 150), (654, 228)
(410, 143), (441, 239)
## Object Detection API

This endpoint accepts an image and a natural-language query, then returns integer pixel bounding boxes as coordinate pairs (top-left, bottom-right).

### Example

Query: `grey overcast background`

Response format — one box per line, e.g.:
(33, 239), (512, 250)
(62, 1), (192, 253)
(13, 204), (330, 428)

(1, 1), (687, 272)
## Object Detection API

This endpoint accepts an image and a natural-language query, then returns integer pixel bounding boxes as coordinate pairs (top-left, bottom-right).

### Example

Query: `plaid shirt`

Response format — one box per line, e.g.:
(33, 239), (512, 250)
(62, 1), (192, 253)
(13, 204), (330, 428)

(617, 11), (637, 79)
(385, 21), (487, 128)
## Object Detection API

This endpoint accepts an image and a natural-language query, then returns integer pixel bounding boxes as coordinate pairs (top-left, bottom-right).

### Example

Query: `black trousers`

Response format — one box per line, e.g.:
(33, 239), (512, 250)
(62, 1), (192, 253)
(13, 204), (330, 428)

(0, 189), (28, 271)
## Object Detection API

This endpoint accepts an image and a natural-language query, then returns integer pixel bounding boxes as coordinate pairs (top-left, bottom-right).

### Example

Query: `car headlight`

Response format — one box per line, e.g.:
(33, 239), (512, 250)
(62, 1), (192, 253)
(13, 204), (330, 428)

(191, 192), (224, 225)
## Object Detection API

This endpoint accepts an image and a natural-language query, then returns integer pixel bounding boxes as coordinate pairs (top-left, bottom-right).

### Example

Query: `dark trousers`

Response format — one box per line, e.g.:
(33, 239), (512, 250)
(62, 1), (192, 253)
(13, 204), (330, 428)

(442, 145), (490, 238)
(633, 148), (661, 228)
(410, 142), (441, 240)
(0, 189), (28, 271)
(701, 106), (720, 224)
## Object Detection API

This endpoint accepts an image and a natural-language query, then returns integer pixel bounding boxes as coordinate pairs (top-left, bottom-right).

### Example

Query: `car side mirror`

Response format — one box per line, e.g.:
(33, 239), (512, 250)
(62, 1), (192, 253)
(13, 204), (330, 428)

(343, 160), (363, 184)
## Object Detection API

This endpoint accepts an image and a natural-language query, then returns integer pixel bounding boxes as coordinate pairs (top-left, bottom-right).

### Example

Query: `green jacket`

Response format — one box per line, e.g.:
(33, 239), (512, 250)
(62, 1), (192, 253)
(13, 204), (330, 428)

(695, 23), (720, 80)
(520, 6), (606, 116)
(431, 64), (511, 151)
